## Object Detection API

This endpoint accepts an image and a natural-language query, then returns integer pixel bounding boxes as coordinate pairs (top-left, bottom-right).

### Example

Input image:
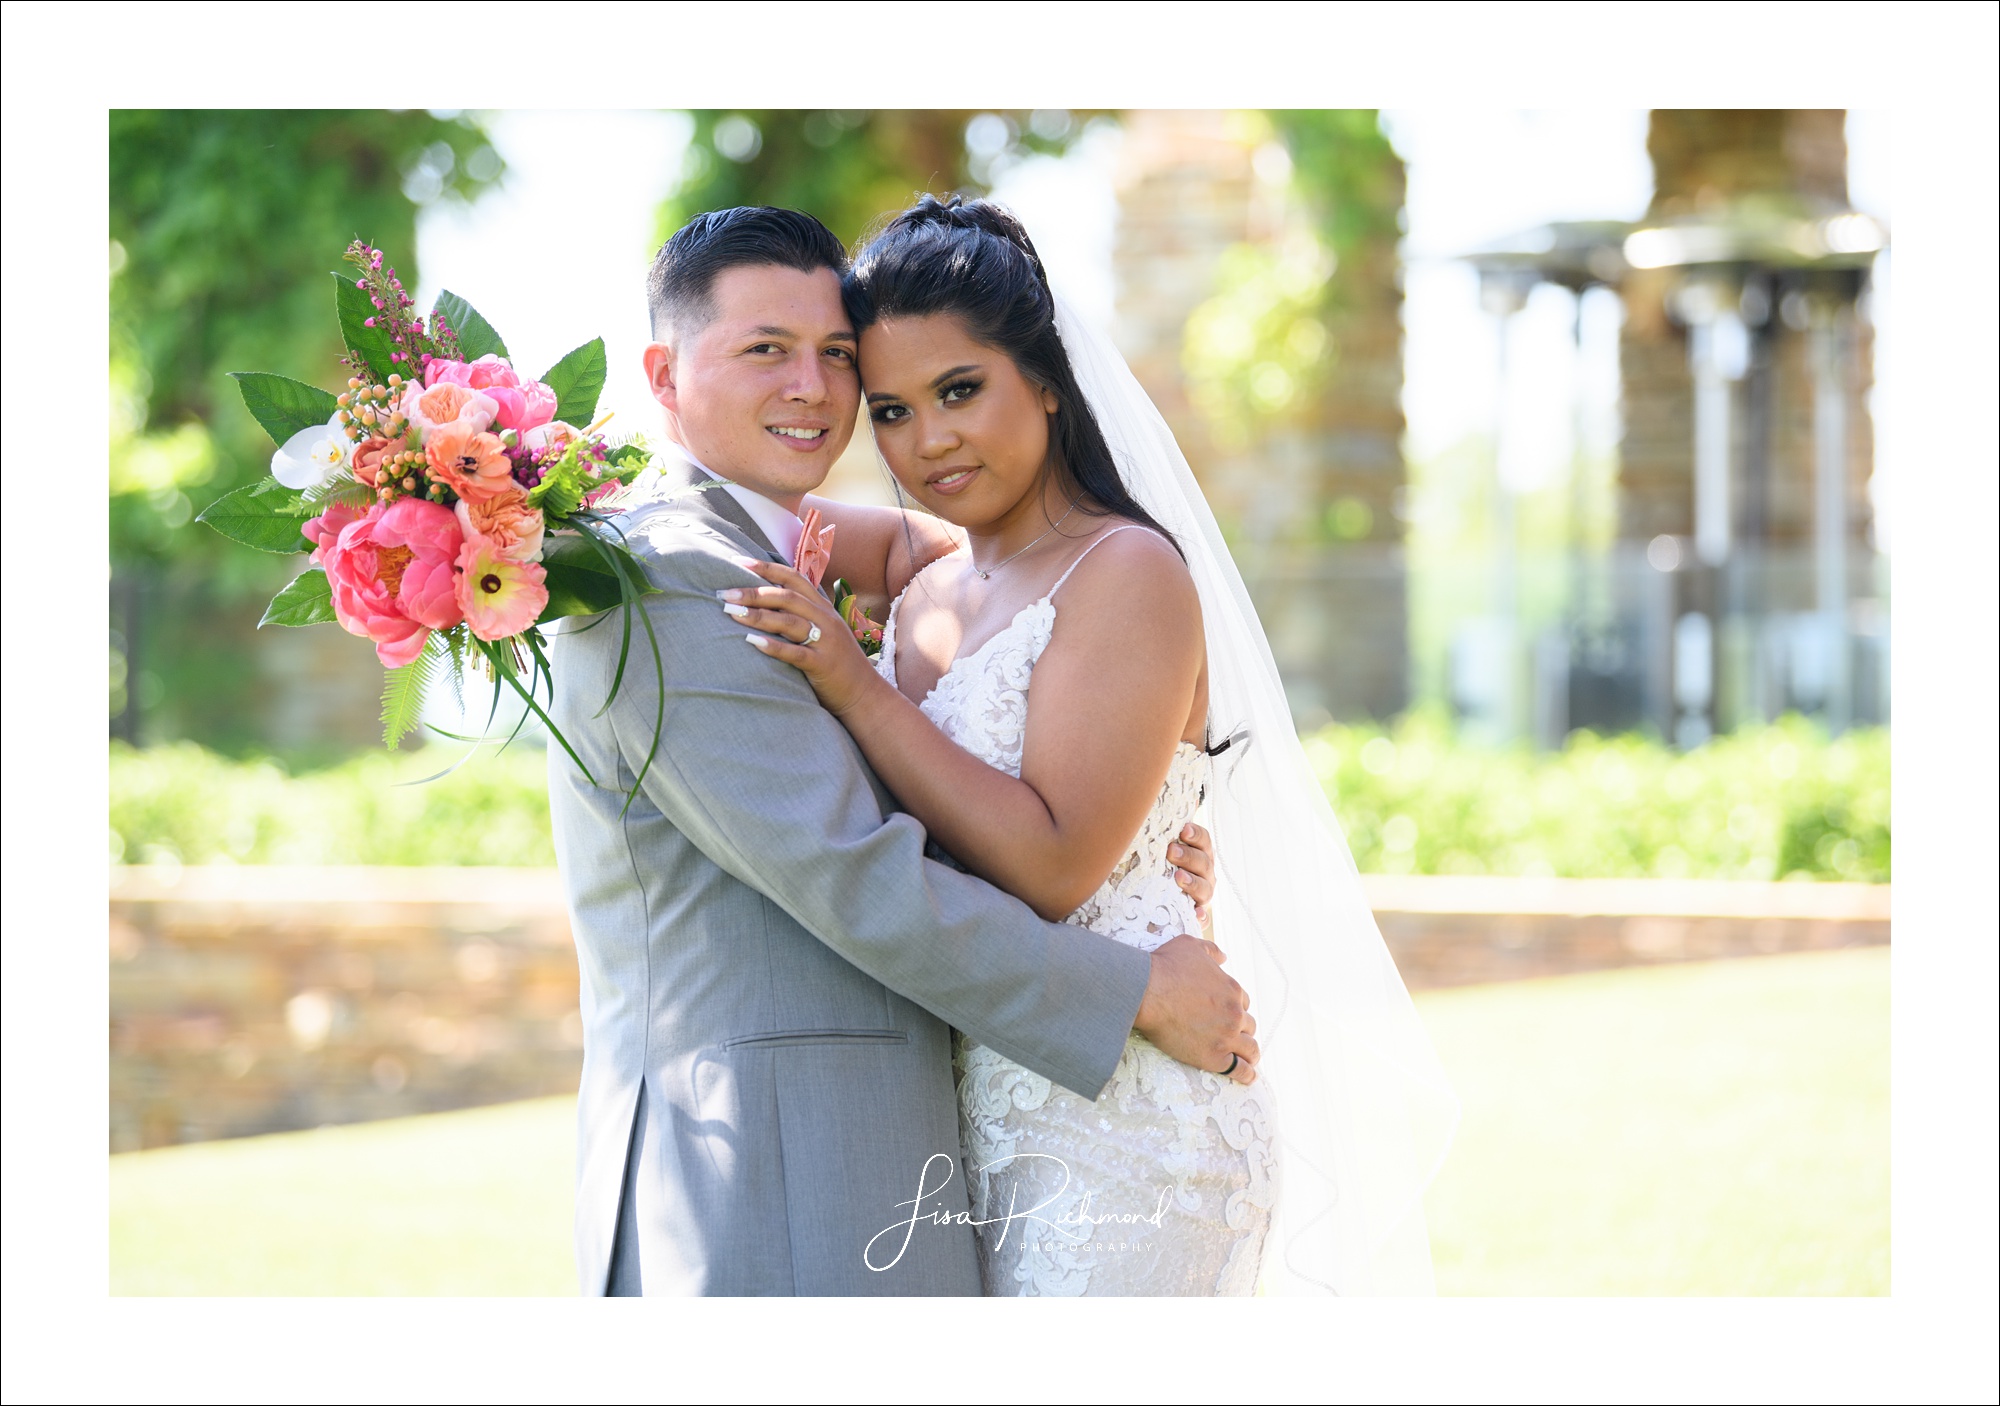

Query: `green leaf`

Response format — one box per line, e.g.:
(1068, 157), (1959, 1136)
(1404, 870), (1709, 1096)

(259, 569), (338, 628)
(528, 462), (585, 521)
(605, 441), (653, 475)
(230, 372), (339, 447)
(333, 271), (399, 382)
(537, 533), (657, 622)
(196, 480), (315, 554)
(432, 290), (508, 361)
(541, 338), (606, 427)
(380, 632), (446, 749)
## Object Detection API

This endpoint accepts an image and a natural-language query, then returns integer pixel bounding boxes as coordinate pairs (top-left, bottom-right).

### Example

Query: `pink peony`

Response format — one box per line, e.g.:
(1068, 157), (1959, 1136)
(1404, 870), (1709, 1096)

(426, 354), (513, 391)
(425, 355), (556, 433)
(483, 379), (558, 434)
(456, 534), (548, 641)
(400, 380), (498, 434)
(314, 498), (465, 667)
(303, 499), (364, 561)
(455, 487), (545, 563)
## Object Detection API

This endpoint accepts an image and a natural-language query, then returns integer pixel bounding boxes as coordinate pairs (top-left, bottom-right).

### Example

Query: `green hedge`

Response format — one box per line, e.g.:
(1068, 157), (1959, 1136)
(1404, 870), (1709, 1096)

(1303, 712), (1888, 881)
(109, 743), (558, 868)
(111, 714), (1888, 880)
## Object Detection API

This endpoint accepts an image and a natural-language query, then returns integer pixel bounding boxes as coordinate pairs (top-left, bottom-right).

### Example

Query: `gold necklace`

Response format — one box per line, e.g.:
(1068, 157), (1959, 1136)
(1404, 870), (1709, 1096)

(971, 502), (1079, 580)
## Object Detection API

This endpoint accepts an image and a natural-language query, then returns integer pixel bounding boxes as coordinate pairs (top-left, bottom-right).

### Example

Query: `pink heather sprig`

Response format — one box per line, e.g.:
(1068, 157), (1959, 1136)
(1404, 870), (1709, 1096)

(341, 240), (460, 377)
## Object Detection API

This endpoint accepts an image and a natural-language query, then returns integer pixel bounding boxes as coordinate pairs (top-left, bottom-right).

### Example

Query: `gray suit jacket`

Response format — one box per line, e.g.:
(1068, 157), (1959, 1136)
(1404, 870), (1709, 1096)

(547, 462), (1152, 1296)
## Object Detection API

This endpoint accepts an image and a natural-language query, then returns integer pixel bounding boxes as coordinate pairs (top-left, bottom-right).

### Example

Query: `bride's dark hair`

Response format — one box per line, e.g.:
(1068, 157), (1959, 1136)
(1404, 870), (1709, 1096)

(843, 195), (1179, 553)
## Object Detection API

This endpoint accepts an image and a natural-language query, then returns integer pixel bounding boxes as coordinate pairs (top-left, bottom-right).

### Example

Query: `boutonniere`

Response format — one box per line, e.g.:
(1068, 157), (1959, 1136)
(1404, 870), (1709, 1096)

(828, 578), (884, 657)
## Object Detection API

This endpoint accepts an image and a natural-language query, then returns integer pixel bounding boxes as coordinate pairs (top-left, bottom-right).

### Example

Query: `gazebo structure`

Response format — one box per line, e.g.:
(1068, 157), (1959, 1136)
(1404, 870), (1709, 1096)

(1464, 110), (1887, 745)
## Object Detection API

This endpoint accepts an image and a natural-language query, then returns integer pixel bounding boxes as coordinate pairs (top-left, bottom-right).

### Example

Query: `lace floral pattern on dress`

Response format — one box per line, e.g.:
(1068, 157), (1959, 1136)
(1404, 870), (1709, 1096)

(878, 572), (1279, 1296)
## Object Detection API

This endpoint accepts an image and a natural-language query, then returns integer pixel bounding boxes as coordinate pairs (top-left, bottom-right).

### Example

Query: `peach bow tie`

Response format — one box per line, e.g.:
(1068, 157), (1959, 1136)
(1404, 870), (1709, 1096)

(794, 506), (835, 589)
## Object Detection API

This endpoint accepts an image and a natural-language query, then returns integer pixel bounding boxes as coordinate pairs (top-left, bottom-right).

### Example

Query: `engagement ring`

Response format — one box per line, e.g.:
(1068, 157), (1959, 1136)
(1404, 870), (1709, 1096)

(804, 624), (822, 646)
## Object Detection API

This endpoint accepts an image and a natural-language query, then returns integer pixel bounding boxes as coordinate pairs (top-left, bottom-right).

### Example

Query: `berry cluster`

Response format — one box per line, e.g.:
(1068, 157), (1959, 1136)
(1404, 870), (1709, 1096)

(335, 374), (451, 507)
(334, 375), (409, 441)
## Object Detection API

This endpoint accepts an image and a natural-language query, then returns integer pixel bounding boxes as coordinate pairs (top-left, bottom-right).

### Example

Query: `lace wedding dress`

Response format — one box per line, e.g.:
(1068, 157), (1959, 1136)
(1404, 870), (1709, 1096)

(877, 528), (1280, 1296)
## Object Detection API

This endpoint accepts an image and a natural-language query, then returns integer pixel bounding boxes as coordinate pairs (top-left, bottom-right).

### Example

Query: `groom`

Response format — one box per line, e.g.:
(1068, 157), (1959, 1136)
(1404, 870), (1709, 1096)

(547, 205), (1257, 1297)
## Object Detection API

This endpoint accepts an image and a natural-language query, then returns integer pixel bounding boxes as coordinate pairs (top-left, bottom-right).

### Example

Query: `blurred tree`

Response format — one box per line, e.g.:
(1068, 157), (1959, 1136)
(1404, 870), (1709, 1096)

(1182, 110), (1405, 464)
(110, 110), (499, 749)
(657, 109), (1098, 248)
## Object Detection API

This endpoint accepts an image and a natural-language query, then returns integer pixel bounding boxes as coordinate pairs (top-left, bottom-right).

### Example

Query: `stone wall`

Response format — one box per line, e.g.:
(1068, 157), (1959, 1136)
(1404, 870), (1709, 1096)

(110, 867), (583, 1152)
(1366, 873), (1888, 990)
(110, 865), (1890, 1150)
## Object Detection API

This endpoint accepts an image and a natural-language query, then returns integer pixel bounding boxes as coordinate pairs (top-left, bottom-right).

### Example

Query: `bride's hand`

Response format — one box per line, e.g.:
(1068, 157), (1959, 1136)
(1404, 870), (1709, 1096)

(723, 558), (883, 718)
(1171, 822), (1217, 925)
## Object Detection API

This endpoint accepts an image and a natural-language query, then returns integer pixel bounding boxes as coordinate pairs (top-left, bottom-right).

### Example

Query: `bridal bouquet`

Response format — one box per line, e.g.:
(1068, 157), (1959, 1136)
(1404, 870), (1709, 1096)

(199, 241), (663, 792)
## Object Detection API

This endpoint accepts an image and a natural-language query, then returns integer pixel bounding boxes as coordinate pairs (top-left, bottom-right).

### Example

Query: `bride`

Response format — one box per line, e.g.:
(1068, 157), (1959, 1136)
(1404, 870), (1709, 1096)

(723, 196), (1457, 1295)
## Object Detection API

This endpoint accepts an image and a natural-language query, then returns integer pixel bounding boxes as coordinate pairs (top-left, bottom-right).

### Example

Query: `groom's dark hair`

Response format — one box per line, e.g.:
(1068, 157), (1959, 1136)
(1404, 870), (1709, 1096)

(647, 206), (848, 339)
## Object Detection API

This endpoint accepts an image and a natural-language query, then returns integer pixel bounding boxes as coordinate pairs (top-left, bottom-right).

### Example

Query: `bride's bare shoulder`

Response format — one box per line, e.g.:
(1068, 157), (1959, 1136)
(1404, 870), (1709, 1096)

(1050, 522), (1201, 633)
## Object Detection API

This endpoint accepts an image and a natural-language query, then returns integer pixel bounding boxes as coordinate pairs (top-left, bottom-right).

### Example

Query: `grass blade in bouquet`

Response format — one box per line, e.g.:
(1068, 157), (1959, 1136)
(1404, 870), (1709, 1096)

(199, 239), (662, 797)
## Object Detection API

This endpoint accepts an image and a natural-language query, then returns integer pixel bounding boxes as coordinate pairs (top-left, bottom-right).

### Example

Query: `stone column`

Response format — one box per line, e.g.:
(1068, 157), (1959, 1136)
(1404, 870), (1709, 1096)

(1112, 110), (1410, 723)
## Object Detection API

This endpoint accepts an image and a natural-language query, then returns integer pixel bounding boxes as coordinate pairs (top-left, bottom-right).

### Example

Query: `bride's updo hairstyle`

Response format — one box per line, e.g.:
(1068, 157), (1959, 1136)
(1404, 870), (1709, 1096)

(843, 195), (1179, 553)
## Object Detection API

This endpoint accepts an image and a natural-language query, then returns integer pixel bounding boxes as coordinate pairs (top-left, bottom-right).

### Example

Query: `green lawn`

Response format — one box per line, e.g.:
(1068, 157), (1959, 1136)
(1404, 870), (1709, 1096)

(110, 948), (1888, 1296)
(110, 1096), (578, 1296)
(1422, 946), (1888, 1294)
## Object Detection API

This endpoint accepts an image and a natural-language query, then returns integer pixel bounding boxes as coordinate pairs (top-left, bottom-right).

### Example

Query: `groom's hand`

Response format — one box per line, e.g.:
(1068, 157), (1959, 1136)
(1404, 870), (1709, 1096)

(1134, 935), (1259, 1086)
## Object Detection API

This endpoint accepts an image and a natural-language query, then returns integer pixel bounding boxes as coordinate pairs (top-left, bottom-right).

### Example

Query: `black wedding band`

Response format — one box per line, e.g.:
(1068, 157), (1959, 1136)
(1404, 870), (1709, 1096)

(1220, 1053), (1240, 1078)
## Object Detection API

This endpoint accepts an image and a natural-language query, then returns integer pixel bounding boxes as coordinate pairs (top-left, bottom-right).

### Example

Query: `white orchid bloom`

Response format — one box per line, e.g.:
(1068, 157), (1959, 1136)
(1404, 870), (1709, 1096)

(271, 415), (352, 490)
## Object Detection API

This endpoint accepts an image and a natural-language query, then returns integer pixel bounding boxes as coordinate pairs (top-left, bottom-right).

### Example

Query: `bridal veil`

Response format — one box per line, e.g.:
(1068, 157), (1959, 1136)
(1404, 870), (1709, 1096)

(1052, 289), (1461, 1295)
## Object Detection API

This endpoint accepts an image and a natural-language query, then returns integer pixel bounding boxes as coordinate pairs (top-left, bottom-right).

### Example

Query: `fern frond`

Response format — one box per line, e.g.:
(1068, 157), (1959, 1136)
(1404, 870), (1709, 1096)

(380, 633), (446, 749)
(303, 475), (376, 510)
(442, 627), (466, 711)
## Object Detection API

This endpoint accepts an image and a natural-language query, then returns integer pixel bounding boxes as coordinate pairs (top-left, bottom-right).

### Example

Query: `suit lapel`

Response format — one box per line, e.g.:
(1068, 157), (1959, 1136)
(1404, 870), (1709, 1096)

(650, 456), (786, 565)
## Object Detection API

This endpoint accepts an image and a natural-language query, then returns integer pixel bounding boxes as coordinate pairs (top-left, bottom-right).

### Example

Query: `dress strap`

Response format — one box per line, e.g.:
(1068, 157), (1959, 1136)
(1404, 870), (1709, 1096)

(1048, 524), (1146, 600)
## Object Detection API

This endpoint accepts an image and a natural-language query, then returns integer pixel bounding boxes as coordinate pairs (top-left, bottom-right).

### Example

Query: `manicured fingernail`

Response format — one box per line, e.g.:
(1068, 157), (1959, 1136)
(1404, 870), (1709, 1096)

(745, 633), (770, 647)
(1167, 843), (1183, 860)
(715, 589), (742, 602)
(721, 602), (748, 618)
(1182, 823), (1195, 838)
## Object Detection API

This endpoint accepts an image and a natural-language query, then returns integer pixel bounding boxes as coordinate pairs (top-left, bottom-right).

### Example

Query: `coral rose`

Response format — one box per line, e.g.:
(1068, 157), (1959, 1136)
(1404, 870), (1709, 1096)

(456, 534), (549, 641)
(315, 498), (465, 667)
(455, 488), (545, 563)
(349, 436), (397, 489)
(400, 380), (498, 434)
(425, 424), (514, 502)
